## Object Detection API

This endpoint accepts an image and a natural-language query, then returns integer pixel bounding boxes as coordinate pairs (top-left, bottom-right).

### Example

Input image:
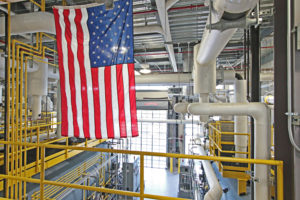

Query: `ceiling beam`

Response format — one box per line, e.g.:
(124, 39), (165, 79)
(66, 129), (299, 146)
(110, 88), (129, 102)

(155, 0), (179, 72)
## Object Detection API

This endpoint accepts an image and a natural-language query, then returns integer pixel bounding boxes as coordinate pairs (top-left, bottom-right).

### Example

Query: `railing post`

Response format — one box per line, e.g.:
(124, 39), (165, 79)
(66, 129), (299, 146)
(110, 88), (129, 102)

(277, 163), (284, 200)
(40, 146), (45, 200)
(170, 157), (173, 173)
(178, 159), (180, 174)
(140, 154), (144, 200)
(35, 128), (40, 172)
(65, 137), (68, 159)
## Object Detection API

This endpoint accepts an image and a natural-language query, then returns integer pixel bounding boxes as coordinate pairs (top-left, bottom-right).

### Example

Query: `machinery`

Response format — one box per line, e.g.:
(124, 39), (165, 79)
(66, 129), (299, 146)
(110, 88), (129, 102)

(121, 157), (140, 200)
(178, 159), (194, 199)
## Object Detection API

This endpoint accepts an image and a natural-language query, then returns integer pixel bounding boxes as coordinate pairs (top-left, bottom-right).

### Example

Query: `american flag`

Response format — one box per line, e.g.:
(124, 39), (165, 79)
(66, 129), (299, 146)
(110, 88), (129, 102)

(53, 0), (138, 139)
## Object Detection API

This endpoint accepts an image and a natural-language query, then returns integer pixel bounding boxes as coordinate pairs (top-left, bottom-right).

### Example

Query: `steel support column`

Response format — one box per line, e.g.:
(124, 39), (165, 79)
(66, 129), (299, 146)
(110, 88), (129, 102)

(274, 0), (294, 199)
(250, 25), (260, 200)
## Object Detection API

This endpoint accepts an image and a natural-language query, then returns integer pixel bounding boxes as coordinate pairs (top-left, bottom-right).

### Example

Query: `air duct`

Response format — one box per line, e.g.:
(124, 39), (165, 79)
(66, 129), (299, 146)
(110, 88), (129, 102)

(0, 12), (55, 36)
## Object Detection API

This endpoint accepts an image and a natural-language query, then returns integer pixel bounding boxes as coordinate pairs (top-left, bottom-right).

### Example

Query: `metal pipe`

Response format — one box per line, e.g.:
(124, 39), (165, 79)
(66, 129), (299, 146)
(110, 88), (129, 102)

(198, 146), (222, 200)
(3, 4), (11, 196)
(134, 25), (165, 36)
(234, 80), (248, 158)
(187, 102), (271, 200)
(138, 119), (201, 125)
(287, 0), (300, 151)
(196, 0), (258, 65)
(135, 73), (192, 85)
(0, 12), (55, 36)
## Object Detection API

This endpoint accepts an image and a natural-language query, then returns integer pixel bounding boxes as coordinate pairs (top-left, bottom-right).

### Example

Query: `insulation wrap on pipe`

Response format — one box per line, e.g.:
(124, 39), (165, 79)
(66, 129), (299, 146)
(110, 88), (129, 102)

(198, 146), (223, 200)
(234, 80), (248, 158)
(187, 102), (271, 200)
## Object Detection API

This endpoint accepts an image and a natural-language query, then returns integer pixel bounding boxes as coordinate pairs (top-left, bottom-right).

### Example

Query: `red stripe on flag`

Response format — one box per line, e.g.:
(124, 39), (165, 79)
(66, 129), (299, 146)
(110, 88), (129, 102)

(104, 66), (115, 138)
(63, 10), (80, 138)
(128, 63), (138, 137)
(116, 64), (127, 138)
(53, 8), (68, 137)
(91, 68), (102, 139)
(74, 9), (90, 138)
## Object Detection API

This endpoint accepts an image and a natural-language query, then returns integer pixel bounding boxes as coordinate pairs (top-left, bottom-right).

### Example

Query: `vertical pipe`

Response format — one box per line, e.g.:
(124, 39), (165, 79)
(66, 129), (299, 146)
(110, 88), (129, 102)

(32, 95), (42, 120)
(3, 3), (11, 197)
(234, 80), (248, 158)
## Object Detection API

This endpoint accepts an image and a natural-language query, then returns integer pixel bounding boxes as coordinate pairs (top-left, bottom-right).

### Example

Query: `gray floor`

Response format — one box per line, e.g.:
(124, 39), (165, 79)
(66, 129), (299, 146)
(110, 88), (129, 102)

(144, 168), (179, 199)
(212, 163), (251, 200)
(143, 166), (251, 200)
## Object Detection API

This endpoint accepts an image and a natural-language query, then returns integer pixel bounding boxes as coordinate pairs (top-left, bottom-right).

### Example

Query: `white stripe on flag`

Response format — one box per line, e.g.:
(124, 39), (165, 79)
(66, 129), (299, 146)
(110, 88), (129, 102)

(122, 64), (132, 137)
(111, 65), (121, 138)
(69, 9), (84, 138)
(98, 68), (108, 138)
(81, 9), (95, 139)
(58, 9), (74, 137)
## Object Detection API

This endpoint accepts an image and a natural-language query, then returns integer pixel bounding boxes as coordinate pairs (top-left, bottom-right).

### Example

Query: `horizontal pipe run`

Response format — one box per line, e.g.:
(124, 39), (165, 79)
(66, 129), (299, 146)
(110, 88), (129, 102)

(139, 119), (201, 124)
(133, 4), (205, 15)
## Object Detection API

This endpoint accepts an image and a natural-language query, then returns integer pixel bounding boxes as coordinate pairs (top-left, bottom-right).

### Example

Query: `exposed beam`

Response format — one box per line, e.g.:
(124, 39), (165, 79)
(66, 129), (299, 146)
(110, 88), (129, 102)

(155, 0), (178, 72)
(166, 0), (179, 10)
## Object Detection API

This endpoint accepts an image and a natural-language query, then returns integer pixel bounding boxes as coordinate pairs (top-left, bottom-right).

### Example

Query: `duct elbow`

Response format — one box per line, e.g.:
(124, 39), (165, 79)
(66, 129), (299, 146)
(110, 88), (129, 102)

(204, 184), (223, 200)
(174, 102), (189, 114)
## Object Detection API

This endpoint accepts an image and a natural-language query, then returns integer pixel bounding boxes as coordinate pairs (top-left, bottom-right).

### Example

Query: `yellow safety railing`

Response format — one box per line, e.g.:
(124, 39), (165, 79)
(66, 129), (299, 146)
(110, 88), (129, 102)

(208, 121), (251, 171)
(31, 154), (106, 200)
(0, 141), (284, 200)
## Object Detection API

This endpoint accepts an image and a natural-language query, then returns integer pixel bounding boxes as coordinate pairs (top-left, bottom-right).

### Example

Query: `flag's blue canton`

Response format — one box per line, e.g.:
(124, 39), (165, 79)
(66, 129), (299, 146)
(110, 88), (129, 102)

(87, 0), (133, 68)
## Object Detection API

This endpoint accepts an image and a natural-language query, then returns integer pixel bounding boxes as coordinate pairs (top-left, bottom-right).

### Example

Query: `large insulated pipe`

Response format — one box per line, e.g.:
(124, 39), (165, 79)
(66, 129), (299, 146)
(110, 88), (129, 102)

(135, 73), (192, 86)
(0, 12), (55, 36)
(193, 43), (216, 122)
(196, 0), (258, 65)
(0, 54), (59, 80)
(28, 58), (48, 120)
(138, 119), (201, 125)
(187, 102), (271, 200)
(198, 145), (223, 200)
(234, 79), (248, 158)
(193, 44), (216, 96)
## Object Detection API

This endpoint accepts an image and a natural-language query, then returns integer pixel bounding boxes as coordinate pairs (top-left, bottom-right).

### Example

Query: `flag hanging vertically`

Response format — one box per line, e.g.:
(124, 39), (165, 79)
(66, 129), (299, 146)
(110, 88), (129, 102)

(53, 0), (138, 139)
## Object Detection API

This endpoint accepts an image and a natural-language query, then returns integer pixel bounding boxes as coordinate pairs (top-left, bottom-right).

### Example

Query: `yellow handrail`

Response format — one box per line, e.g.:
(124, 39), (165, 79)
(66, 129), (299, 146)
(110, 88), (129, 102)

(0, 141), (284, 200)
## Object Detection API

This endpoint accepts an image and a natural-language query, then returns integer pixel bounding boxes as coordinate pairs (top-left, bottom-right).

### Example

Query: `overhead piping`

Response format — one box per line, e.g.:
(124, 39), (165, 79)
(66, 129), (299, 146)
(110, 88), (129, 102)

(138, 119), (201, 125)
(198, 146), (223, 200)
(134, 71), (273, 86)
(186, 102), (271, 199)
(0, 12), (55, 36)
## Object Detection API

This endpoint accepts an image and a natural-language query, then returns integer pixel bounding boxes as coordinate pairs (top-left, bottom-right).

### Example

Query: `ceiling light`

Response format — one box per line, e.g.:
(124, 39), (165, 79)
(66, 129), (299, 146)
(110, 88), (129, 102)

(140, 68), (151, 74)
